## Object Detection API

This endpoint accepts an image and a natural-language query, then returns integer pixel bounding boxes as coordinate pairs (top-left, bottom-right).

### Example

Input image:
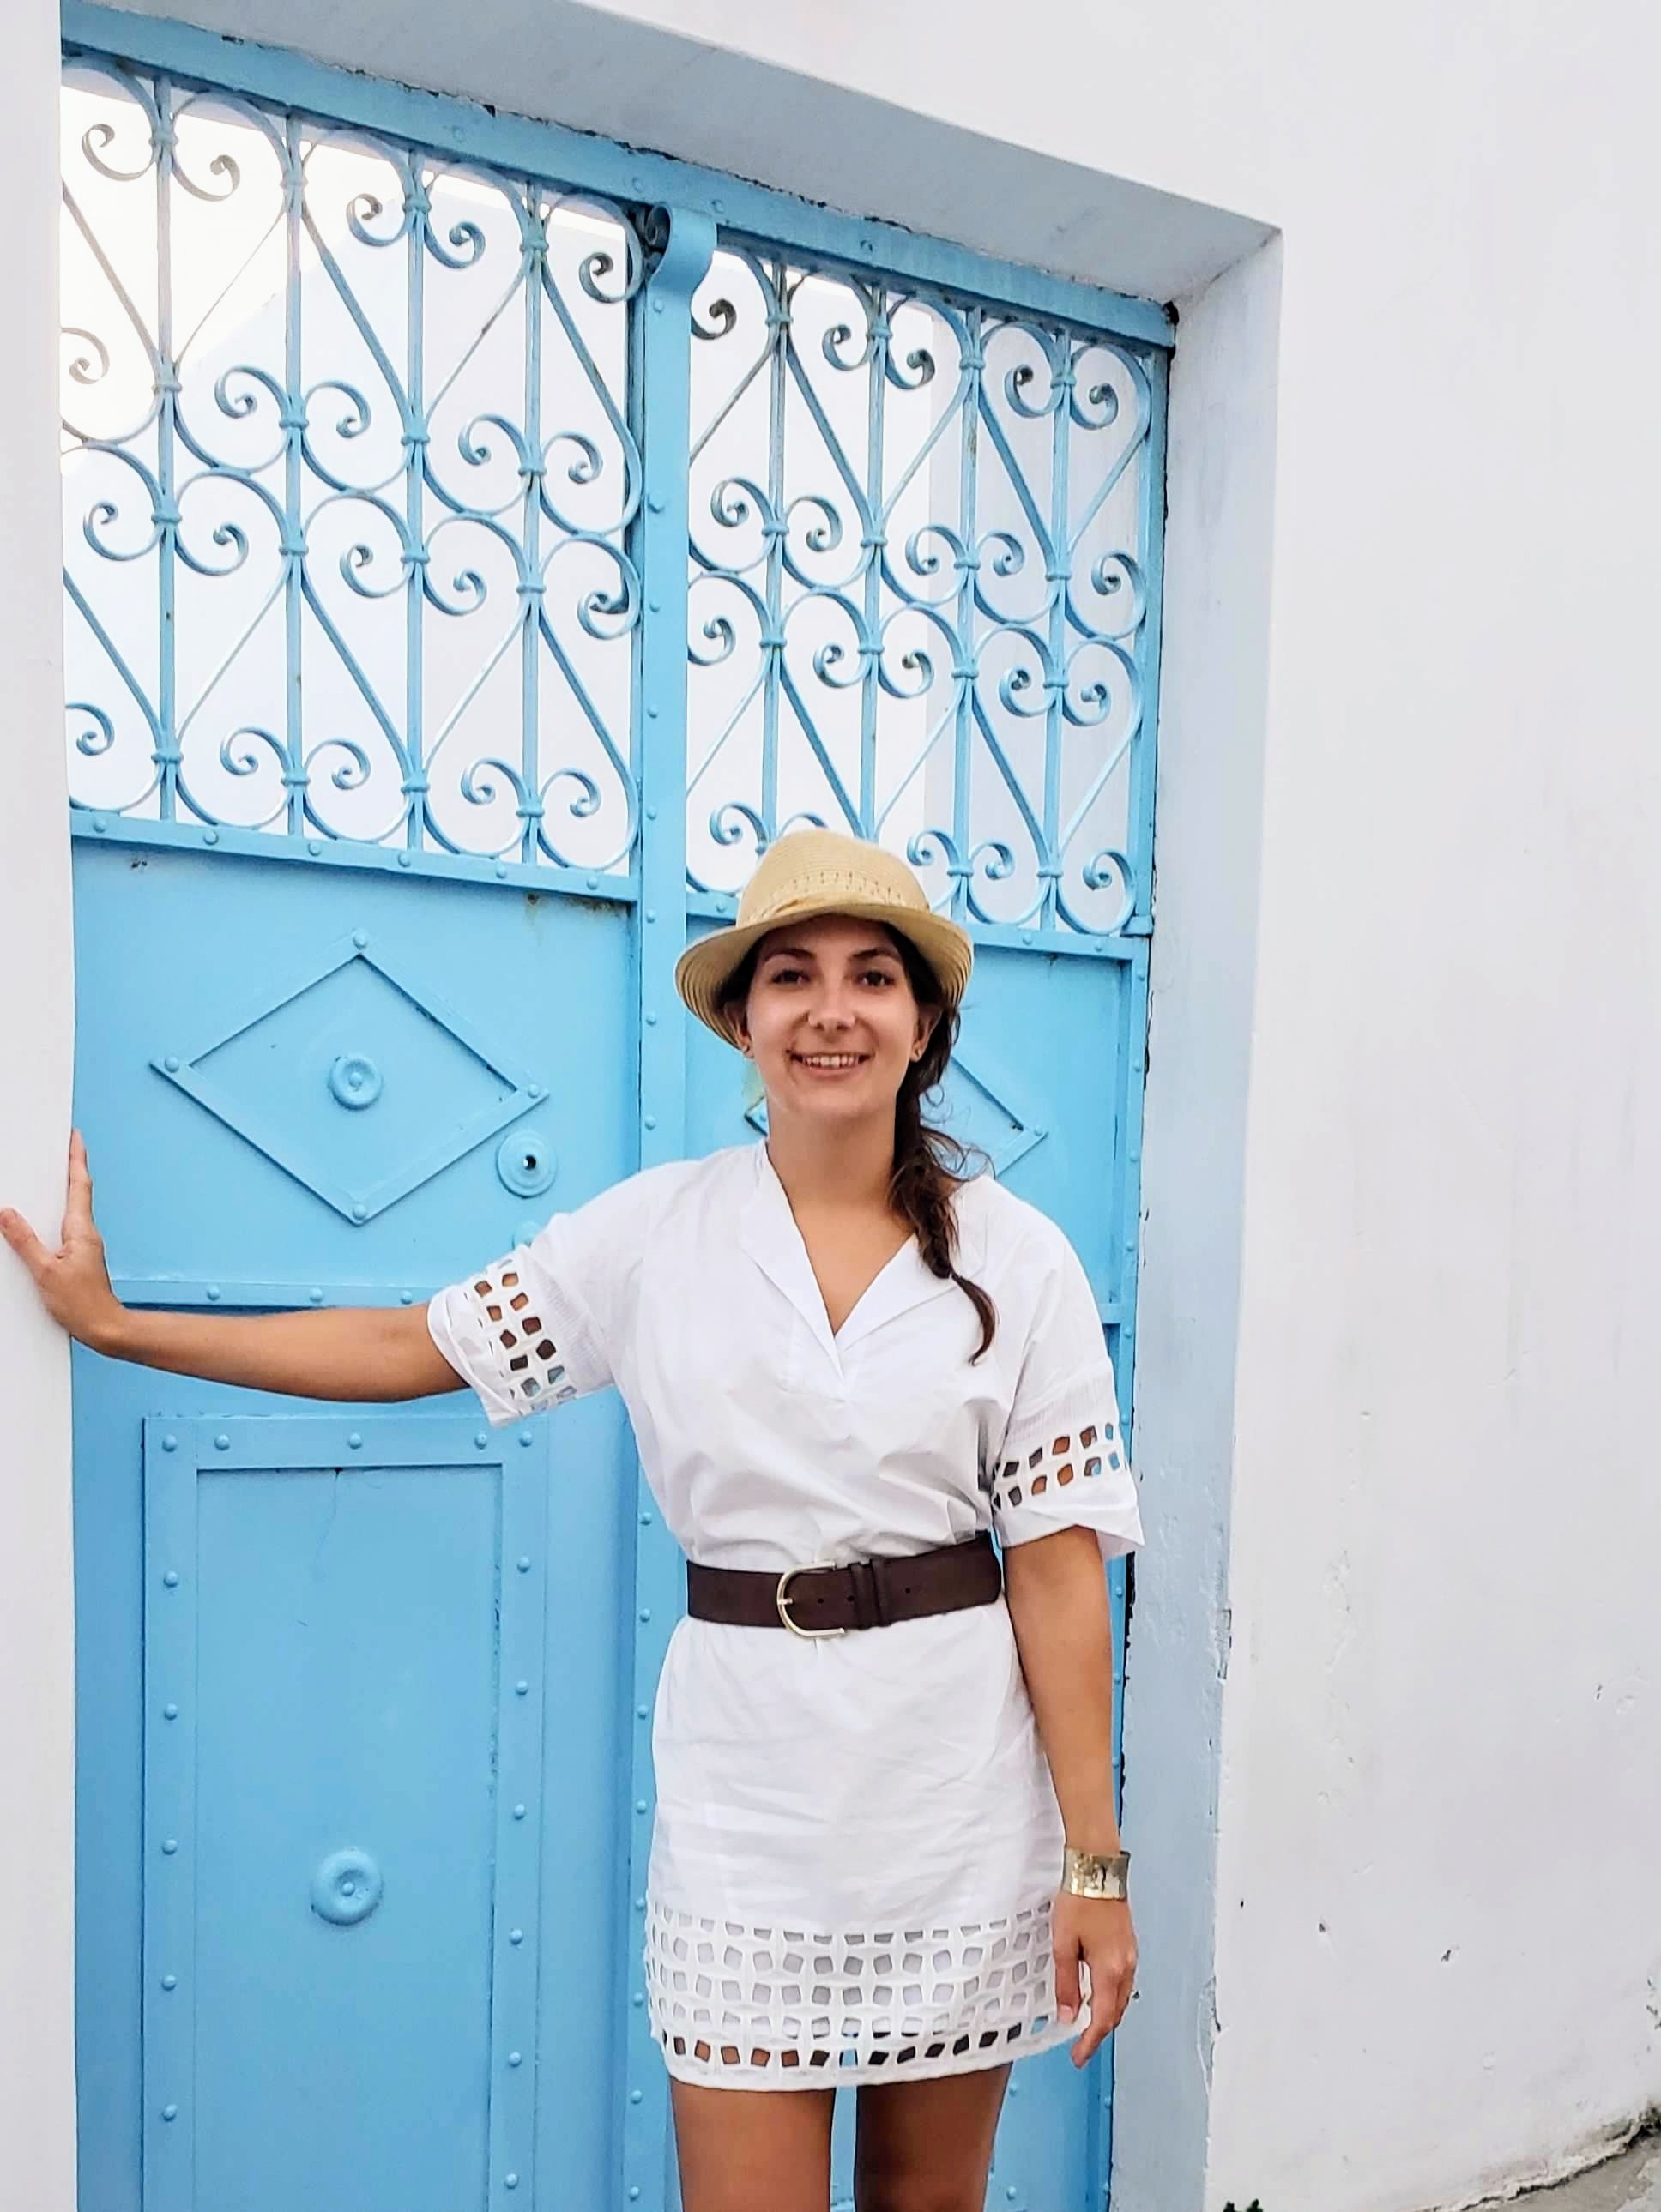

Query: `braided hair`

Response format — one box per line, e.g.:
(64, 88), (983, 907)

(718, 924), (998, 1362)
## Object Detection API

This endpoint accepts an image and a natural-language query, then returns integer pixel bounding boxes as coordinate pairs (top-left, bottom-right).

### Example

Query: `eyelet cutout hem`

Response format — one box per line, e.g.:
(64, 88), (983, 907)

(645, 1896), (1081, 2088)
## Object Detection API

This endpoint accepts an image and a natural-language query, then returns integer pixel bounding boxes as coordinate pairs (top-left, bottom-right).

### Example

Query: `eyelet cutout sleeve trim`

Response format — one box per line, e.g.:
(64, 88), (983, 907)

(426, 1226), (609, 1426)
(988, 1377), (1143, 1559)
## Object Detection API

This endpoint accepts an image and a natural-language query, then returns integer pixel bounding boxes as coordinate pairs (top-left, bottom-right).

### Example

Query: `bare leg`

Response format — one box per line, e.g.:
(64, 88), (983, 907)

(669, 2076), (836, 2212)
(853, 2062), (1013, 2212)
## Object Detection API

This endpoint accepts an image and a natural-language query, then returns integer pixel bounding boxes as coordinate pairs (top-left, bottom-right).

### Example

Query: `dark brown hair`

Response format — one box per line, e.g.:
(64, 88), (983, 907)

(719, 923), (998, 1361)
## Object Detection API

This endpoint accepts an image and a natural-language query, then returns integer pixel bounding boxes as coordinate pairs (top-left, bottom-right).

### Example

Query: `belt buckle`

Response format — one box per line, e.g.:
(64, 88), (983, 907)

(776, 1561), (847, 1639)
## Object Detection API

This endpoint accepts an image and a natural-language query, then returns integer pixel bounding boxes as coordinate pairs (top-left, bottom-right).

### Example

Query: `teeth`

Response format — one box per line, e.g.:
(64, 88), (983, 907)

(796, 1053), (861, 1067)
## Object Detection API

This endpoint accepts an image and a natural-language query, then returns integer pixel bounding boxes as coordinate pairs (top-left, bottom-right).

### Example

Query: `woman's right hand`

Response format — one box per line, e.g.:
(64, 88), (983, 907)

(0, 1130), (124, 1350)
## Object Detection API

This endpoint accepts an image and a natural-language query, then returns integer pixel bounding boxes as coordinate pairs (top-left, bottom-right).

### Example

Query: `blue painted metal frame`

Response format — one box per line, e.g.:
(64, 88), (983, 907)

(62, 12), (1171, 2208)
(59, 5), (1172, 354)
(623, 202), (715, 2207)
(140, 1413), (551, 2210)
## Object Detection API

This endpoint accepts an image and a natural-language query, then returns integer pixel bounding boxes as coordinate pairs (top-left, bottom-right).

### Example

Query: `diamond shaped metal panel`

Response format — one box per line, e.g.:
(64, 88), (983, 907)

(745, 1051), (1046, 1178)
(152, 930), (544, 1223)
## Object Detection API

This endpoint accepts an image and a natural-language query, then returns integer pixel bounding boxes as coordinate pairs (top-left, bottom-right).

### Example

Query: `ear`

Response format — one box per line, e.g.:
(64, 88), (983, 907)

(912, 1009), (940, 1061)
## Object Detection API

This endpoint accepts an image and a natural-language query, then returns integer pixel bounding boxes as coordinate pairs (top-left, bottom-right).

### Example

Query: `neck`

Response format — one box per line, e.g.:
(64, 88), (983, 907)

(763, 1100), (897, 1214)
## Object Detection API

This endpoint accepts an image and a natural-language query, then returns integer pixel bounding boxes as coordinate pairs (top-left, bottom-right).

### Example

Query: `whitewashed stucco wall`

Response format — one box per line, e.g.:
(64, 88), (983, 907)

(1, 4), (76, 2210)
(17, 4), (1661, 2210)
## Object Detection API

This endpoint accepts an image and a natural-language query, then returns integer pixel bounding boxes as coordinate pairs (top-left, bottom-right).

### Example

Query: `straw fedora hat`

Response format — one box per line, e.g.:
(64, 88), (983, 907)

(675, 829), (973, 1048)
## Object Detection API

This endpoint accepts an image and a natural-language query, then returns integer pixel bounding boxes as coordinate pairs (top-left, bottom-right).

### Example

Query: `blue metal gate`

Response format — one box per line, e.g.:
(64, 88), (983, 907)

(57, 10), (1169, 2208)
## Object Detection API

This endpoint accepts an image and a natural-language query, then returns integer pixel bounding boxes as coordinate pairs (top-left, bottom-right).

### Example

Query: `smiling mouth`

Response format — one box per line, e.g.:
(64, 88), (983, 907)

(790, 1051), (869, 1070)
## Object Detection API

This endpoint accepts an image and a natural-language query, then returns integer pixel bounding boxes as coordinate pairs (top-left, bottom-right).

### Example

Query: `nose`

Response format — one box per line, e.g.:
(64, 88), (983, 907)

(804, 979), (859, 1031)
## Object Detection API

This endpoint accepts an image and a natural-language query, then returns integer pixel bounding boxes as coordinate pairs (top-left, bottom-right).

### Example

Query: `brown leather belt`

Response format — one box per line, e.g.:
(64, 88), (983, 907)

(685, 1531), (1002, 1637)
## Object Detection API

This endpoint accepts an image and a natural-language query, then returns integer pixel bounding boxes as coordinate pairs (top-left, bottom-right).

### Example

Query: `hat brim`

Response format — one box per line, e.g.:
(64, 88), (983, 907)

(675, 899), (973, 1047)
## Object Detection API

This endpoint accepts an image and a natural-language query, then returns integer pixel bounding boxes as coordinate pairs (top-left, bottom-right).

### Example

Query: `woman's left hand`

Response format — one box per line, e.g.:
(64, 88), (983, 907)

(1052, 1890), (1137, 2066)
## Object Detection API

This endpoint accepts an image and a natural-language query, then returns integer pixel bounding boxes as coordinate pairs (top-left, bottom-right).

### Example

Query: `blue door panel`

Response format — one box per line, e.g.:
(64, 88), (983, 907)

(70, 845), (634, 1301)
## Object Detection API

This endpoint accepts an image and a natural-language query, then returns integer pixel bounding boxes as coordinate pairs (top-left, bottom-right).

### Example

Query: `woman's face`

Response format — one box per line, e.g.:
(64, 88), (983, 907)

(735, 913), (938, 1128)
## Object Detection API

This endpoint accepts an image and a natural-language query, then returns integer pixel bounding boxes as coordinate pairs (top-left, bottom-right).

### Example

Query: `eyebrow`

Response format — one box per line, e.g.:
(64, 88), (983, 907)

(758, 943), (903, 965)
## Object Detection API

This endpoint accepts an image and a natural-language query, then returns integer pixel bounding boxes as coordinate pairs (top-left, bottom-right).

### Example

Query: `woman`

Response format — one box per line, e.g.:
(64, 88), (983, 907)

(3, 827), (1142, 2212)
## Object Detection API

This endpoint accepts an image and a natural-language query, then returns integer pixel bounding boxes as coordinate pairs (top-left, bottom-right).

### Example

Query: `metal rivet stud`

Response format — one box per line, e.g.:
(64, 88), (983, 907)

(634, 1895), (645, 1911)
(347, 1432), (362, 1450)
(163, 1703), (178, 1721)
(635, 1799), (648, 1815)
(161, 1974), (177, 1991)
(206, 1286), (220, 1302)
(631, 2087), (643, 2104)
(400, 1290), (413, 1305)
(507, 2050), (522, 2068)
(92, 816), (106, 834)
(203, 829), (219, 845)
(162, 2104), (178, 2122)
(646, 703), (659, 720)
(528, 1083), (543, 1100)
(496, 862), (508, 878)
(308, 839), (322, 855)
(643, 1115), (656, 1132)
(162, 1570), (178, 1588)
(505, 2178), (518, 2191)
(353, 931), (368, 949)
(586, 874), (598, 890)
(645, 909), (656, 923)
(475, 1434), (488, 1450)
(648, 493), (665, 514)
(651, 298), (663, 315)
(517, 1556), (531, 1573)
(214, 1434), (229, 1451)
(352, 1202), (368, 1222)
(638, 1608), (650, 1624)
(162, 1838), (178, 1855)
(518, 1431), (534, 1449)
(162, 1434), (178, 1452)
(636, 1704), (649, 1720)
(630, 2190), (642, 2203)
(644, 1011), (656, 1026)
(631, 1992), (643, 2008)
(648, 599), (661, 615)
(396, 852), (412, 868)
(509, 1928), (523, 1945)
(309, 1288), (323, 1305)
(163, 1055), (180, 1073)
(513, 1804), (527, 1821)
(516, 1681), (529, 1697)
(640, 1511), (653, 1527)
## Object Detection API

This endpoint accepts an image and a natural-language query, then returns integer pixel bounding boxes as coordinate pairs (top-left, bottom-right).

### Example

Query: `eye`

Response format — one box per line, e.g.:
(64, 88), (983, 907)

(859, 967), (897, 987)
(764, 963), (807, 985)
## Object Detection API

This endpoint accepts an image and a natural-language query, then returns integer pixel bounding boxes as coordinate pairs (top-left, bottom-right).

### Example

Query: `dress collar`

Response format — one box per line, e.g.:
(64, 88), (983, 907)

(736, 1140), (959, 1367)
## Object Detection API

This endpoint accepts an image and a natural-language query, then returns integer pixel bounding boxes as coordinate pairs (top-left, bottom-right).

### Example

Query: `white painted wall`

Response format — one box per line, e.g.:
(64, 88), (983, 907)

(24, 3), (1661, 2209)
(0, 3), (77, 2210)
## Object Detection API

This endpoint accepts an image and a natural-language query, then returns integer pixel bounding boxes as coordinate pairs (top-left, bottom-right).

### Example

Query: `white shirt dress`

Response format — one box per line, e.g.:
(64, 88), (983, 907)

(426, 1141), (1144, 2089)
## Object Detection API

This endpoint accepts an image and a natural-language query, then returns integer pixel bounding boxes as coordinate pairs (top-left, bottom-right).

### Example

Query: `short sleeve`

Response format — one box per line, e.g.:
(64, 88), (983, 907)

(989, 1221), (1143, 1561)
(426, 1172), (654, 1427)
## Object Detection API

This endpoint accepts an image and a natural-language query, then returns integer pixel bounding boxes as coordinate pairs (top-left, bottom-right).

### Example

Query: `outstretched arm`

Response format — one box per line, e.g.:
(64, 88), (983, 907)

(1, 1130), (465, 1407)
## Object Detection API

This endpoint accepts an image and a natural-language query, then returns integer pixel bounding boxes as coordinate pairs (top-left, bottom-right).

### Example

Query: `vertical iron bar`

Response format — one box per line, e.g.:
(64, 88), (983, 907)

(761, 259), (786, 841)
(624, 198), (713, 2211)
(1042, 330), (1071, 929)
(283, 114), (304, 836)
(403, 150), (426, 852)
(520, 189), (544, 863)
(951, 305), (981, 917)
(153, 77), (177, 819)
(861, 283), (885, 833)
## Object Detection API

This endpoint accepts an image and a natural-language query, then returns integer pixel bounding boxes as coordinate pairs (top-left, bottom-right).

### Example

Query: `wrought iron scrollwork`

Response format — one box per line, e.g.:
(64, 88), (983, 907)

(60, 59), (642, 871)
(685, 248), (1157, 934)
